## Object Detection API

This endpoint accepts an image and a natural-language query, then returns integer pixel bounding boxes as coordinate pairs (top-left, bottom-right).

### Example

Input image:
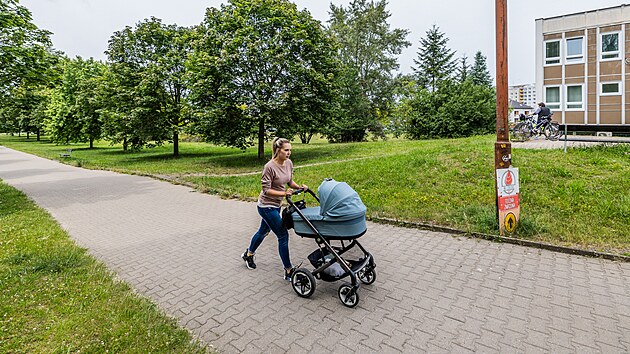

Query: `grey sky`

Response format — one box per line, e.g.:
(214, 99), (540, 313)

(22, 0), (624, 85)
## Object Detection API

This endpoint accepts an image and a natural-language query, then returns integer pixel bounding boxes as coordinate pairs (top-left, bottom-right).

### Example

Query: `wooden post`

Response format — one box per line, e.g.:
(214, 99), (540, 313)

(495, 0), (512, 228)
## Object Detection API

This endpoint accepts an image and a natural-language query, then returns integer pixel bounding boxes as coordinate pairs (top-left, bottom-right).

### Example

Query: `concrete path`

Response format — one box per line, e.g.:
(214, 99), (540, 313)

(511, 135), (630, 149)
(1, 146), (629, 353)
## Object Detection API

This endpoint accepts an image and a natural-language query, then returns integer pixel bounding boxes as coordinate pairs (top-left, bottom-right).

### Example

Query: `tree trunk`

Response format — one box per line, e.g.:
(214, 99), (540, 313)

(36, 129), (40, 141)
(123, 137), (128, 152)
(173, 131), (179, 156)
(26, 132), (30, 139)
(90, 138), (94, 149)
(299, 132), (313, 144)
(257, 117), (265, 160)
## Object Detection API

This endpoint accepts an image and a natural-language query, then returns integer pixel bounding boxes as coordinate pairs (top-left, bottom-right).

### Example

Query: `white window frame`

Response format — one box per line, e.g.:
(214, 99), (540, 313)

(565, 36), (585, 64)
(544, 39), (561, 66)
(565, 84), (585, 111)
(544, 85), (561, 110)
(600, 31), (621, 61)
(600, 81), (622, 96)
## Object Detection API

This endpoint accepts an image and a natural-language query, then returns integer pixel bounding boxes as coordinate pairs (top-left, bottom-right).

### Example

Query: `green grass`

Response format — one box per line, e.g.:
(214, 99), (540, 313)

(0, 181), (209, 353)
(2, 133), (629, 255)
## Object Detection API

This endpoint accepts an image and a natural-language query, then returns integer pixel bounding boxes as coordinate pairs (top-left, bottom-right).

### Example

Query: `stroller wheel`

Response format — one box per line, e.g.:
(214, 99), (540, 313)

(291, 268), (316, 298)
(358, 267), (376, 285)
(338, 283), (360, 308)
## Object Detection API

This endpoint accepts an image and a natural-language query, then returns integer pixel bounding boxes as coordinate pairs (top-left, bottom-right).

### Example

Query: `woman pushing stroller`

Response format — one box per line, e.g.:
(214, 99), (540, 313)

(241, 137), (308, 280)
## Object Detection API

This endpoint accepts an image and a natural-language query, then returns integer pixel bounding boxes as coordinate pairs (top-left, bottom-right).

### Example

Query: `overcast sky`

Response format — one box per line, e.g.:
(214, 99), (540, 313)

(22, 0), (624, 85)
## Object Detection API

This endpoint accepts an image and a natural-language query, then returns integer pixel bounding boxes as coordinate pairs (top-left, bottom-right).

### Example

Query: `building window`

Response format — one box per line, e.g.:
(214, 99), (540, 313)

(545, 86), (560, 110)
(601, 82), (621, 95)
(601, 32), (619, 60)
(565, 37), (584, 63)
(545, 40), (560, 65)
(566, 85), (584, 110)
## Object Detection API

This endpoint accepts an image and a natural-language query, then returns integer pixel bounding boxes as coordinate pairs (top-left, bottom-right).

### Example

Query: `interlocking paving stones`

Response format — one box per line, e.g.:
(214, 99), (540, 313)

(1, 146), (629, 353)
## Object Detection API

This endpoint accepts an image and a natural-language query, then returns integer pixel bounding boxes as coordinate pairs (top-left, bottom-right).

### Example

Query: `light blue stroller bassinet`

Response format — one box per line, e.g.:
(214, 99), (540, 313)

(292, 179), (367, 239)
(284, 179), (376, 308)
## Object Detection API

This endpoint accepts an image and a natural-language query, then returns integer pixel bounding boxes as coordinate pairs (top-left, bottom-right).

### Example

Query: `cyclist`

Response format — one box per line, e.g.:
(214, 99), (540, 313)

(532, 102), (553, 134)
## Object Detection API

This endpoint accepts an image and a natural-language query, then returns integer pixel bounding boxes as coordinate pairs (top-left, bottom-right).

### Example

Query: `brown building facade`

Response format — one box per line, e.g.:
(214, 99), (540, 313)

(535, 4), (630, 127)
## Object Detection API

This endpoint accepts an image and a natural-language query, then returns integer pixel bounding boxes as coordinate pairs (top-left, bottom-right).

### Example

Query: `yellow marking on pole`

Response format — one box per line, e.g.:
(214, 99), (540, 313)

(504, 212), (517, 233)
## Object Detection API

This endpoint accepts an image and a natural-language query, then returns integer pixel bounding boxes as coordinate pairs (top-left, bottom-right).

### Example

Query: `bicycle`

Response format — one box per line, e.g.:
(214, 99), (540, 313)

(511, 114), (561, 141)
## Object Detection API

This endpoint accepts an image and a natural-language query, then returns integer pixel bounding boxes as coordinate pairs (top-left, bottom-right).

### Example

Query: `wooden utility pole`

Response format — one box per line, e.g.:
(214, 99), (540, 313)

(495, 0), (515, 233)
(495, 0), (510, 165)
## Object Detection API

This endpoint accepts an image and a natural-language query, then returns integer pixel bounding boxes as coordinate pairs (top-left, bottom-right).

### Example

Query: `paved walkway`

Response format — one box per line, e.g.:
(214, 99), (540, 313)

(512, 135), (630, 149)
(1, 146), (629, 353)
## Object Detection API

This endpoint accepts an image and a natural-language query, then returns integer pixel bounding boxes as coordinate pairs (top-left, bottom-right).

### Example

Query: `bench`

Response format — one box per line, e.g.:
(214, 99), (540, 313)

(59, 149), (72, 157)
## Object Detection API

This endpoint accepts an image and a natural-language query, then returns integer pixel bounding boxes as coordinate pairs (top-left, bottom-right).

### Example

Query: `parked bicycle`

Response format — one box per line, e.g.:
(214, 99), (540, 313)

(511, 114), (562, 141)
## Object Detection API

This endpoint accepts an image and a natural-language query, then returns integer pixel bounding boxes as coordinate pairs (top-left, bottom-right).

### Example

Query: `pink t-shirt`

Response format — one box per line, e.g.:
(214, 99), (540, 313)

(257, 159), (293, 208)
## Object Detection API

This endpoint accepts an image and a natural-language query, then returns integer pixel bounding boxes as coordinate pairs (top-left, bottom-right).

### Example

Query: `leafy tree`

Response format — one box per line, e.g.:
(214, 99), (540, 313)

(412, 25), (456, 92)
(105, 18), (192, 155)
(327, 0), (410, 142)
(470, 51), (492, 87)
(0, 0), (57, 136)
(45, 57), (106, 147)
(189, 0), (338, 158)
(433, 81), (495, 137)
(403, 80), (495, 139)
(388, 73), (417, 138)
(0, 0), (52, 94)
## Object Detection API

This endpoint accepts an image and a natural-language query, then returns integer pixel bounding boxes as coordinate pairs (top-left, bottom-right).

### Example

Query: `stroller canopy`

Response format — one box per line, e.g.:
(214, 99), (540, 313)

(317, 179), (367, 220)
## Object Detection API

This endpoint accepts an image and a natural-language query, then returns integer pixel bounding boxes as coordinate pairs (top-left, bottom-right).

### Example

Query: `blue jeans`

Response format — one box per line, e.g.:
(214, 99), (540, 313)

(248, 206), (291, 269)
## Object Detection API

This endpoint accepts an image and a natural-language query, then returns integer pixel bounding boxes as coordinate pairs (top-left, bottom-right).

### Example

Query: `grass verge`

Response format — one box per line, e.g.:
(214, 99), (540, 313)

(0, 181), (209, 353)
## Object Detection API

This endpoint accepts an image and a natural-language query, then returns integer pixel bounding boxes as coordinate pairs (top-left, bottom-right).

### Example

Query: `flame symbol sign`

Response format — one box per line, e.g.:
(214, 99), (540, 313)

(506, 171), (513, 185)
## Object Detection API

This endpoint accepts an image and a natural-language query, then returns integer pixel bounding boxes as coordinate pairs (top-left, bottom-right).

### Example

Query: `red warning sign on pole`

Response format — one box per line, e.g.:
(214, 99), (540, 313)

(496, 167), (520, 234)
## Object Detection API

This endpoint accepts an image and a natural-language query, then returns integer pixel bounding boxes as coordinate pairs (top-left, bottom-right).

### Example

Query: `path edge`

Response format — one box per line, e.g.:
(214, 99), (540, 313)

(371, 216), (630, 263)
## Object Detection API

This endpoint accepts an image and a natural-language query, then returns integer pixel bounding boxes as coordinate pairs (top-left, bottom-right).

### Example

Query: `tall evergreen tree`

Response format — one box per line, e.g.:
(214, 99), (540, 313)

(457, 55), (469, 83)
(470, 51), (492, 87)
(412, 25), (456, 92)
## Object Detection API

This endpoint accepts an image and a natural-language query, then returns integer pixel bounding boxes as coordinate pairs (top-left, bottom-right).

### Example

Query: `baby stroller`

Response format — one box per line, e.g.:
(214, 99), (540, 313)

(284, 179), (376, 308)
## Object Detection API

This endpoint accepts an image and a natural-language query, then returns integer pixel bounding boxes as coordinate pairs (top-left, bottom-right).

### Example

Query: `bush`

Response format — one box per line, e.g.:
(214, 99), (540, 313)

(402, 80), (496, 139)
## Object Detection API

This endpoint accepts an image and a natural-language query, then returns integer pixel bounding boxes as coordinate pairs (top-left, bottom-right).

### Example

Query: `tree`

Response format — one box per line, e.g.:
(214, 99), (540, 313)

(189, 0), (338, 159)
(457, 55), (469, 83)
(0, 0), (52, 94)
(0, 0), (57, 136)
(327, 0), (410, 142)
(402, 80), (495, 139)
(45, 57), (106, 147)
(412, 25), (456, 92)
(105, 18), (192, 155)
(470, 51), (492, 87)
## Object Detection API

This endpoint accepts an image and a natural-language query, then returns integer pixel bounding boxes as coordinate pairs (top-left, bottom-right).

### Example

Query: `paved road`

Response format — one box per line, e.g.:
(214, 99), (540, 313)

(1, 146), (629, 353)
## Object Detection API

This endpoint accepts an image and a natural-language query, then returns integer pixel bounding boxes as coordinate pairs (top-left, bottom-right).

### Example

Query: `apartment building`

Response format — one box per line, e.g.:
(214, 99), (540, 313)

(535, 4), (630, 128)
(509, 84), (537, 107)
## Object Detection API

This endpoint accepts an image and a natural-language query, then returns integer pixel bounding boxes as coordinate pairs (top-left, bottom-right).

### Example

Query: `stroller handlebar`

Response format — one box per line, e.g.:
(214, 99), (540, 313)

(286, 188), (318, 203)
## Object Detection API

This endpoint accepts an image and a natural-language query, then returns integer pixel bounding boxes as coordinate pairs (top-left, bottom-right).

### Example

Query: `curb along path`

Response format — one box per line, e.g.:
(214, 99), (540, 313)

(1, 146), (629, 353)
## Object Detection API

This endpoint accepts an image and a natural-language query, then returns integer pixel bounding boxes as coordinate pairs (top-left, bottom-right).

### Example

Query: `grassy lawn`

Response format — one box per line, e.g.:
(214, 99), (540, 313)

(0, 181), (209, 353)
(1, 133), (629, 256)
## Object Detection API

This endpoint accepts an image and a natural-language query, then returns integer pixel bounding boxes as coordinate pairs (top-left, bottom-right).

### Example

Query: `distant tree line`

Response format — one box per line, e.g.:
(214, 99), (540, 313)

(0, 0), (495, 158)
